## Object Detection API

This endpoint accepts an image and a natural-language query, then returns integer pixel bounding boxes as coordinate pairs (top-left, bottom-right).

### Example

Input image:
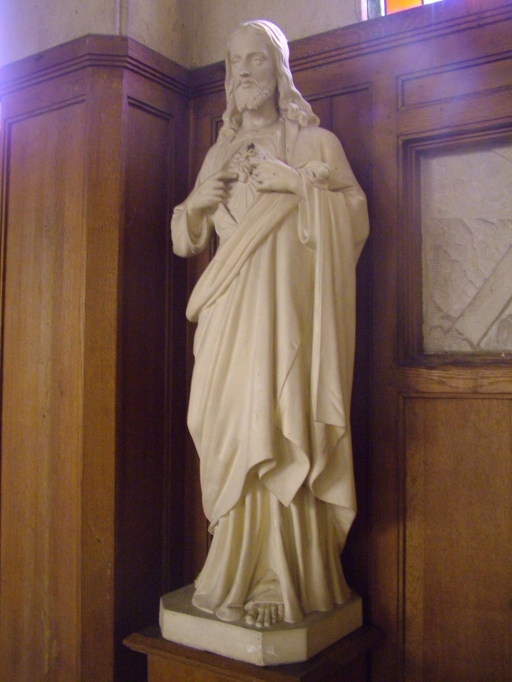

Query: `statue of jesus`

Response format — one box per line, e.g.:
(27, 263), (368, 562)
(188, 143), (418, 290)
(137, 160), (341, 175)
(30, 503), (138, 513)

(171, 19), (369, 630)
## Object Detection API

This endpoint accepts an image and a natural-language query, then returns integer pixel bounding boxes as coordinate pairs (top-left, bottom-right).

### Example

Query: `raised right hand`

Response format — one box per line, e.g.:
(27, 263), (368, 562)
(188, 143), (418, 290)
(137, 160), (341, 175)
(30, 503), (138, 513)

(185, 171), (238, 219)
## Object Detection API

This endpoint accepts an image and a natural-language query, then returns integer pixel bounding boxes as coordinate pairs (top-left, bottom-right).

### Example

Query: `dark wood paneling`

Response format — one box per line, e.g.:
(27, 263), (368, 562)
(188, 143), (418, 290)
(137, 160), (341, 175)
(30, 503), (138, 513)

(400, 54), (512, 108)
(0, 96), (87, 682)
(115, 101), (174, 682)
(0, 36), (190, 682)
(80, 64), (125, 682)
(405, 398), (512, 682)
(309, 96), (332, 131)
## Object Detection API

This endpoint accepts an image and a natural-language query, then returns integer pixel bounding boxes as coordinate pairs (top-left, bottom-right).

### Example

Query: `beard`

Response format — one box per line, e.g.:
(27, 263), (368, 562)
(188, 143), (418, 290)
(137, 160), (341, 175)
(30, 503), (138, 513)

(234, 83), (274, 112)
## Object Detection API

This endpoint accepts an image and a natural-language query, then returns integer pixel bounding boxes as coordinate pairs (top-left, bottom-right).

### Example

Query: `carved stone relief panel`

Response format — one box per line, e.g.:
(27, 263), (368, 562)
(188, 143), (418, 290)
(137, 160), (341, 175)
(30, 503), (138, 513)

(421, 143), (512, 353)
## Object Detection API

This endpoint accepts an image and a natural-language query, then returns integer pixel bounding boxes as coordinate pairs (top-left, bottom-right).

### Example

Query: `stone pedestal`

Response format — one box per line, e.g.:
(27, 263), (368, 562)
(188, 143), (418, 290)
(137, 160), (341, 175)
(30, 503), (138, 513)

(158, 584), (363, 666)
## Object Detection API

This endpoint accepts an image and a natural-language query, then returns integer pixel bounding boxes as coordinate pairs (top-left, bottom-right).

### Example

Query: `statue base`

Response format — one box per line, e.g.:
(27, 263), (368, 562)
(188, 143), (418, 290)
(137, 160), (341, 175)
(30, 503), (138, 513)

(159, 584), (363, 666)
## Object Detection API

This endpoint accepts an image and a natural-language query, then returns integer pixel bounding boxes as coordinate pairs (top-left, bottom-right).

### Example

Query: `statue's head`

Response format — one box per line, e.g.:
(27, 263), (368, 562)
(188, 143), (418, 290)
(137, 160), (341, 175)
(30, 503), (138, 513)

(218, 20), (319, 140)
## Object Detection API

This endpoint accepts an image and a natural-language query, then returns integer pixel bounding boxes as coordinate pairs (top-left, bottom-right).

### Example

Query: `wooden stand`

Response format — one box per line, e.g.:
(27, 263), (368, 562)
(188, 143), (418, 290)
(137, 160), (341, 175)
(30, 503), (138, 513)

(124, 625), (381, 682)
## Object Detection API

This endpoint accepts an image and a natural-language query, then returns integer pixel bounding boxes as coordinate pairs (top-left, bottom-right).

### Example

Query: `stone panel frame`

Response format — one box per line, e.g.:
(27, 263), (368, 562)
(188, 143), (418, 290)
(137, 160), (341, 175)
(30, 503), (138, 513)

(399, 126), (512, 364)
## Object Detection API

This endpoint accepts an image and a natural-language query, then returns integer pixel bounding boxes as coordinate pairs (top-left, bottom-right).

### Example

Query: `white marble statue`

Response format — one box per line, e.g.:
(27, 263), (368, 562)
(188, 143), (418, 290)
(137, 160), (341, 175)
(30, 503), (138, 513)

(171, 19), (368, 631)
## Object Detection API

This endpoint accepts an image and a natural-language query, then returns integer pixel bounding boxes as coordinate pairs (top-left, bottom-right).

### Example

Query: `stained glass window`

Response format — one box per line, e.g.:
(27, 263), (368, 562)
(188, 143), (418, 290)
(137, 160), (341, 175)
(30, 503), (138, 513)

(387, 0), (422, 13)
(366, 0), (442, 19)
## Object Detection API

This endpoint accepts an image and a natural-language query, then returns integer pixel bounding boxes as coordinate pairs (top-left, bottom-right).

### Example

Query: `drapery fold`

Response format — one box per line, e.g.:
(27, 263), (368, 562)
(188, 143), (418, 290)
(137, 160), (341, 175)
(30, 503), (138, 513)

(192, 482), (351, 623)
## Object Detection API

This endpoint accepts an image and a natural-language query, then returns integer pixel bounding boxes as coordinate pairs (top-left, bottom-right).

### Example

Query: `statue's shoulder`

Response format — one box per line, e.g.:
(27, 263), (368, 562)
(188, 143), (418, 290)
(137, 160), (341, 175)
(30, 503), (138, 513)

(297, 125), (342, 150)
(292, 125), (344, 166)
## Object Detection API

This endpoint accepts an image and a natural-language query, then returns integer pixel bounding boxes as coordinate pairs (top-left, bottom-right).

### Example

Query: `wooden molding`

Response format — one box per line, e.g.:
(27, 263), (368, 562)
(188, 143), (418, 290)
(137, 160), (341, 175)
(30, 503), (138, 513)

(0, 34), (191, 98)
(400, 365), (512, 395)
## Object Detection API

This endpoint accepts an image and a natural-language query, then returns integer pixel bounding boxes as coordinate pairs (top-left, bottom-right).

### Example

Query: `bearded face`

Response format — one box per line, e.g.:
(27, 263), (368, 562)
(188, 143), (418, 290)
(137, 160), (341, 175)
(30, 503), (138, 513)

(229, 29), (278, 115)
(234, 81), (274, 112)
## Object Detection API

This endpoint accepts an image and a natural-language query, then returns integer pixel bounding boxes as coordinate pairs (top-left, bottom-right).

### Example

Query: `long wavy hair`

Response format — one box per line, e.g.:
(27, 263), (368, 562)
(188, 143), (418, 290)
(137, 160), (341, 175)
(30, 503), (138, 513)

(218, 20), (319, 141)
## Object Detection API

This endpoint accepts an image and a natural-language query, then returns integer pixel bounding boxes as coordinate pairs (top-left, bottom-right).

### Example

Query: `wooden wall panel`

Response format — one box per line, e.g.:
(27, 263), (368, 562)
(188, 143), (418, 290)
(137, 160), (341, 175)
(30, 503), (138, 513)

(118, 100), (173, 608)
(80, 64), (125, 682)
(405, 398), (512, 682)
(0, 99), (87, 680)
(309, 96), (332, 131)
(115, 97), (180, 682)
(331, 88), (372, 193)
(0, 36), (190, 682)
(399, 54), (512, 108)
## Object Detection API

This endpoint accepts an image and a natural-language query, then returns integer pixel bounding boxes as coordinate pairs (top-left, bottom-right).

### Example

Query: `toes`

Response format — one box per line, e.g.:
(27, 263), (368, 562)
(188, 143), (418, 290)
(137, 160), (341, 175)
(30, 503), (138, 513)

(245, 603), (285, 628)
(255, 608), (265, 628)
(245, 608), (257, 626)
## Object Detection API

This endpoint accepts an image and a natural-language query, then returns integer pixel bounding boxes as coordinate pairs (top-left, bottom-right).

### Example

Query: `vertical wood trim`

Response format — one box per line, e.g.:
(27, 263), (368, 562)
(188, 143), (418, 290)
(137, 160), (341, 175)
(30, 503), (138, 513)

(368, 72), (402, 682)
(80, 65), (125, 681)
(403, 399), (425, 682)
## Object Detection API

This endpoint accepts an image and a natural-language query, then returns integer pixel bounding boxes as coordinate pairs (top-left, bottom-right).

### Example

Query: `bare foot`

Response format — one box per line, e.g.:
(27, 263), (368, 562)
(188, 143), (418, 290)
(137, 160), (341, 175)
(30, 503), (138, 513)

(244, 603), (284, 628)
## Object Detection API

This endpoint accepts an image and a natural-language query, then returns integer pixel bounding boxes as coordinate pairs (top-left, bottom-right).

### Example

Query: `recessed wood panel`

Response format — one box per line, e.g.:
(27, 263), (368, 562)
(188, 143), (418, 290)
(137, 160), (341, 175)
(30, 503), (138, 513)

(116, 101), (174, 681)
(309, 96), (332, 131)
(404, 397), (512, 682)
(0, 101), (87, 681)
(400, 56), (512, 108)
(331, 87), (372, 193)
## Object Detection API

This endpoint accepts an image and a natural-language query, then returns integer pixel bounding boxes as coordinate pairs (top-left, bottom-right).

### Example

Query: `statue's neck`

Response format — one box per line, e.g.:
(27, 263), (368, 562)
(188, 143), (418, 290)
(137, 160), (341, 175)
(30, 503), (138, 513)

(240, 100), (279, 132)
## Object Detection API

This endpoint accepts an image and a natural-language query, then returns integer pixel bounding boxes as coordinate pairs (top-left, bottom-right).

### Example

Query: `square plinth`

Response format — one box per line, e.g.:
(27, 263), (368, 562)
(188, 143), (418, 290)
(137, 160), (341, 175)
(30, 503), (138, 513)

(159, 584), (363, 666)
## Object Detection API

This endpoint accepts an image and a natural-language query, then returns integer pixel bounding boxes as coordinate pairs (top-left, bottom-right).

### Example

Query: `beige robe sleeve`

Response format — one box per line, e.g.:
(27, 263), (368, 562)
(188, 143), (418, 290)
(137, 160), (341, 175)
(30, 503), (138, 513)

(170, 145), (220, 257)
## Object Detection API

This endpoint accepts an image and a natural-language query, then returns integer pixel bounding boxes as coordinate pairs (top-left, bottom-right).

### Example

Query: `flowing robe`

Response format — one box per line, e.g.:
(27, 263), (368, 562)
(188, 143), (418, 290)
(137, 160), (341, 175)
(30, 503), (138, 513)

(171, 119), (369, 623)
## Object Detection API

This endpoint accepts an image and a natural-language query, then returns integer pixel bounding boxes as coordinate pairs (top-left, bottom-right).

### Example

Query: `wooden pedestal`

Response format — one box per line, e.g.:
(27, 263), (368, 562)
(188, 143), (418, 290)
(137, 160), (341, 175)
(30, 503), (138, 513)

(124, 625), (381, 682)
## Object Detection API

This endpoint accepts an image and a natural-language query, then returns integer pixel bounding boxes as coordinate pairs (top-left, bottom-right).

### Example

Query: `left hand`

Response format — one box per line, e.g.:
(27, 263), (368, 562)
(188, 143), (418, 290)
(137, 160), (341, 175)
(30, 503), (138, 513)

(250, 154), (303, 197)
